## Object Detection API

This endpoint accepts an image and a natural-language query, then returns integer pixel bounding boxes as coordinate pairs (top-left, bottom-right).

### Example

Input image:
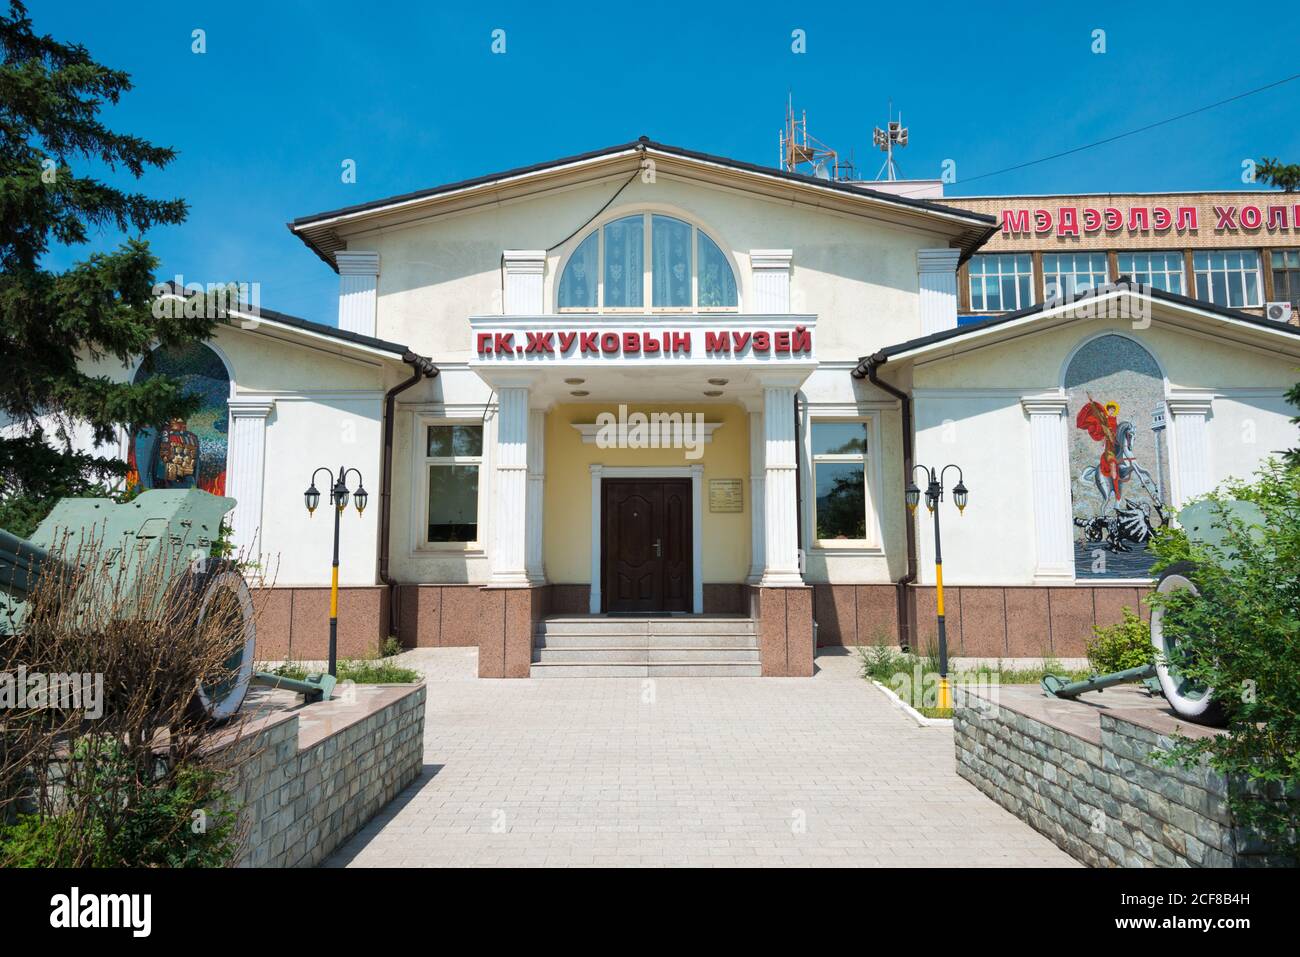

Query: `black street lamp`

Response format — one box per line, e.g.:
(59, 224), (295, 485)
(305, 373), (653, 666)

(906, 463), (969, 708)
(304, 465), (368, 677)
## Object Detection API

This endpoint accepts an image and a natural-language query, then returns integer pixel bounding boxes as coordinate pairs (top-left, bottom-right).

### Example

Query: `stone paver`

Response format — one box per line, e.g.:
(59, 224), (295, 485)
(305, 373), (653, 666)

(324, 647), (1076, 867)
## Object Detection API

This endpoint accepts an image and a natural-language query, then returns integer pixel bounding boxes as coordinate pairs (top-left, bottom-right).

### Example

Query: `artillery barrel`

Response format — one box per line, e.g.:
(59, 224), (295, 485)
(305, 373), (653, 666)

(0, 527), (58, 601)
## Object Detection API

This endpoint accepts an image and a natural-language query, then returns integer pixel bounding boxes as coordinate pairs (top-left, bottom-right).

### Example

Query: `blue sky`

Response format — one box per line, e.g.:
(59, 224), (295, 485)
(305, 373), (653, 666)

(30, 0), (1300, 324)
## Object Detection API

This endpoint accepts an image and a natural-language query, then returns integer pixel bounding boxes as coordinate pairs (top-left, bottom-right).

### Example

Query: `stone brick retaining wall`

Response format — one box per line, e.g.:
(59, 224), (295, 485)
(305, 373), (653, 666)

(231, 684), (425, 867)
(954, 685), (1272, 867)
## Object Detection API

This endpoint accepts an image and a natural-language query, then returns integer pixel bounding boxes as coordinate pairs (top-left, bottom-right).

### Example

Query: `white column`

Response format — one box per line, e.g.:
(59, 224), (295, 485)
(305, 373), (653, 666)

(225, 398), (275, 566)
(760, 382), (803, 586)
(1021, 394), (1074, 581)
(750, 249), (793, 313)
(1166, 394), (1214, 506)
(336, 251), (380, 336)
(917, 248), (961, 336)
(503, 250), (546, 316)
(746, 410), (766, 584)
(589, 465), (603, 614)
(490, 385), (530, 586)
(525, 407), (546, 584)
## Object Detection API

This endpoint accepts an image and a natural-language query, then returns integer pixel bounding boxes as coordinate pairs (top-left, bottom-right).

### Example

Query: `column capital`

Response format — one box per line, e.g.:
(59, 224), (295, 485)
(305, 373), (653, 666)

(916, 247), (961, 272)
(749, 249), (793, 270)
(227, 397), (275, 419)
(1020, 392), (1069, 416)
(502, 249), (546, 273)
(335, 250), (380, 276)
(1165, 393), (1214, 415)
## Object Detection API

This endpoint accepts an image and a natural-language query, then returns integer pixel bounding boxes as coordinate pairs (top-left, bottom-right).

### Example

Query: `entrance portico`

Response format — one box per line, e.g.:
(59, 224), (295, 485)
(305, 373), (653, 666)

(467, 315), (819, 675)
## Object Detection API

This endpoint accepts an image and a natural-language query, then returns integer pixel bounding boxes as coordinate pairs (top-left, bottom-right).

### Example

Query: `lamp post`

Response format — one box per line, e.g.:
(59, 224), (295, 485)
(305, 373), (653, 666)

(906, 464), (969, 710)
(304, 465), (368, 677)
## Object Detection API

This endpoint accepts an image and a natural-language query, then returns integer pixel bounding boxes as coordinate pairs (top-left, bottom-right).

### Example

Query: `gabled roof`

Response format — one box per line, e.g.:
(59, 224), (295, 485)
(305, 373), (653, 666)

(154, 283), (435, 368)
(854, 284), (1300, 376)
(288, 137), (998, 270)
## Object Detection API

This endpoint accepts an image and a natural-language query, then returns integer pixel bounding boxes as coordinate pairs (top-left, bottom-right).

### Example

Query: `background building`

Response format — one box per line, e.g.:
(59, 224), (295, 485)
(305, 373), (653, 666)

(940, 192), (1300, 325)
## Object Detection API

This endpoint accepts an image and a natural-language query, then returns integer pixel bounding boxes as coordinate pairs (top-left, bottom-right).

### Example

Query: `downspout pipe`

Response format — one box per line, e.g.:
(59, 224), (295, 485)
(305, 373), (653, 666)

(380, 351), (439, 643)
(852, 351), (916, 651)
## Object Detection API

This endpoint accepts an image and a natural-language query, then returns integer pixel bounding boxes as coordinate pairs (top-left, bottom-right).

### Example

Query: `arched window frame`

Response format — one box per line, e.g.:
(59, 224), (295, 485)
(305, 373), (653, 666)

(555, 210), (741, 314)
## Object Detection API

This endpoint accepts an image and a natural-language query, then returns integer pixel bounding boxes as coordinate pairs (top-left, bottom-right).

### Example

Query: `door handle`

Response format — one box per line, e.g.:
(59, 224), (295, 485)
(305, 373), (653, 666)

(653, 538), (662, 557)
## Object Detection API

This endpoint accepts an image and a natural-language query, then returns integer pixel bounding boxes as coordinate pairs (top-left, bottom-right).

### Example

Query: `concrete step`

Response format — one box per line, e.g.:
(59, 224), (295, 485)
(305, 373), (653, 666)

(533, 646), (761, 664)
(535, 616), (756, 638)
(535, 633), (757, 650)
(530, 661), (763, 678)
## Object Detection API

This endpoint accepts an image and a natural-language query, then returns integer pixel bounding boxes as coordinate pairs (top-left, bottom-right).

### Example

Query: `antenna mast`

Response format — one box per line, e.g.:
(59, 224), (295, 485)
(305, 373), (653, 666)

(872, 101), (909, 181)
(779, 96), (854, 181)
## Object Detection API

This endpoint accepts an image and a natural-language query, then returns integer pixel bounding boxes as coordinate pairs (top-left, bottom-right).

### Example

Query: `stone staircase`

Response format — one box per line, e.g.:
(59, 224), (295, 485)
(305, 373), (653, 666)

(530, 616), (761, 677)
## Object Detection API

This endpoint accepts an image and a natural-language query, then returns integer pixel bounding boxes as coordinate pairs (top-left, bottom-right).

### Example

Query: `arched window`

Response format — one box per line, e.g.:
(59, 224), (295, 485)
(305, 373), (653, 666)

(557, 213), (738, 311)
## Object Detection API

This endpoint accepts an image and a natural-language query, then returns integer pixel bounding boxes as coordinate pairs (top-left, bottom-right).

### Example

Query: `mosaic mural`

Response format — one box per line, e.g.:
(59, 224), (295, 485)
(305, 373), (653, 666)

(1065, 334), (1171, 579)
(127, 343), (230, 495)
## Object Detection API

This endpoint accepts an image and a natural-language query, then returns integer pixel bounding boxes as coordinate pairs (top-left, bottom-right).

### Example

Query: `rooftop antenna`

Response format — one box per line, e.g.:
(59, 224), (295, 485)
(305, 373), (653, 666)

(872, 101), (908, 181)
(779, 95), (854, 181)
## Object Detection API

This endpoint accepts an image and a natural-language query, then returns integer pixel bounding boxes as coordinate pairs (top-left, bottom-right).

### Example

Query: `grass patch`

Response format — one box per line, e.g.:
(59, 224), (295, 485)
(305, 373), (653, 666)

(856, 642), (1091, 719)
(265, 637), (421, 685)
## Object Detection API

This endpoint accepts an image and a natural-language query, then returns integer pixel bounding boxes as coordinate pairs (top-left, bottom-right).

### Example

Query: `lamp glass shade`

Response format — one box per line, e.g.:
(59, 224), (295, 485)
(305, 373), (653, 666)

(953, 481), (969, 512)
(925, 485), (939, 513)
(354, 486), (369, 514)
(304, 485), (320, 513)
(905, 482), (920, 512)
(336, 487), (349, 509)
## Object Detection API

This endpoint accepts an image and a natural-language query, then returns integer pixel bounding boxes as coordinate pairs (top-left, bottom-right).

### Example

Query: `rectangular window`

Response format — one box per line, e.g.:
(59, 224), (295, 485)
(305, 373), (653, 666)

(1271, 250), (1300, 306)
(1117, 251), (1185, 295)
(1042, 252), (1109, 300)
(967, 254), (1033, 312)
(811, 421), (869, 542)
(1193, 250), (1262, 308)
(425, 423), (482, 543)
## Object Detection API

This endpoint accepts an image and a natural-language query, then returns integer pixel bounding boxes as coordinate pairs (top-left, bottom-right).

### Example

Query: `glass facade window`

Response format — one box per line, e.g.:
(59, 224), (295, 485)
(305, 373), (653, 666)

(811, 421), (869, 542)
(425, 424), (482, 543)
(558, 213), (738, 311)
(1193, 250), (1262, 308)
(1043, 252), (1109, 300)
(1118, 251), (1185, 295)
(1271, 250), (1300, 306)
(968, 254), (1033, 312)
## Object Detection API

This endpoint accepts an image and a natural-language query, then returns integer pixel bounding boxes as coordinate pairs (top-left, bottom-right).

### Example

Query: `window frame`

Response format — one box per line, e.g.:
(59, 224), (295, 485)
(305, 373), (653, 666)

(415, 416), (487, 551)
(1042, 251), (1110, 301)
(1117, 250), (1186, 295)
(1270, 249), (1300, 306)
(967, 253), (1035, 313)
(807, 414), (880, 550)
(1193, 249), (1264, 309)
(556, 211), (739, 314)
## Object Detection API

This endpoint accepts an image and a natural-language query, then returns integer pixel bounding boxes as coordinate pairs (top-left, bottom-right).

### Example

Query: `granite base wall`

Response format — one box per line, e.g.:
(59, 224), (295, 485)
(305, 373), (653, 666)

(232, 684), (425, 867)
(954, 694), (1275, 867)
(813, 583), (1151, 658)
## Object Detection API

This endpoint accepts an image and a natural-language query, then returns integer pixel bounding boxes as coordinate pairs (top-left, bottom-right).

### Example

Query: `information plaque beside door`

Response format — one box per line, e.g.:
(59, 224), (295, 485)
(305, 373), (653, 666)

(708, 479), (743, 513)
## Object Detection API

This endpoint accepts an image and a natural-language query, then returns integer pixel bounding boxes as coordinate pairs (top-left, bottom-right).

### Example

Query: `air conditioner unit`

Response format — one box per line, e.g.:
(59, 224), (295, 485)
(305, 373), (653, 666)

(1266, 301), (1294, 323)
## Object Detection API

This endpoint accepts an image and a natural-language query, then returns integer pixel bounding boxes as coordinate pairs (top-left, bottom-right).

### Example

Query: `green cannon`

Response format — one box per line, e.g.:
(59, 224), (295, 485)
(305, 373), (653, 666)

(0, 489), (333, 719)
(1041, 499), (1263, 726)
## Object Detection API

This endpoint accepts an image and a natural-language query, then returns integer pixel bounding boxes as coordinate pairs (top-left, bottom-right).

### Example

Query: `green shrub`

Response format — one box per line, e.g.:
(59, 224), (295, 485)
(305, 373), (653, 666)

(1149, 457), (1300, 861)
(1086, 608), (1153, 673)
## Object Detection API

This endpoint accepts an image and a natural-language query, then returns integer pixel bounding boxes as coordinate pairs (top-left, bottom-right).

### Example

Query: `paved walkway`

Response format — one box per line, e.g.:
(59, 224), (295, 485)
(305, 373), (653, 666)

(324, 648), (1075, 867)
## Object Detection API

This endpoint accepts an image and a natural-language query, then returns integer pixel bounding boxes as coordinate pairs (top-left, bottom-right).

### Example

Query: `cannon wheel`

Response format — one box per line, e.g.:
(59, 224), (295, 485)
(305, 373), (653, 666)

(185, 557), (257, 722)
(1149, 560), (1226, 726)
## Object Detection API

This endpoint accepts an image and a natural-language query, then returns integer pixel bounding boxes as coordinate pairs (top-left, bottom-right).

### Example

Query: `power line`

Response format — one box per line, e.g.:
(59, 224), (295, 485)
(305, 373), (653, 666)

(889, 71), (1300, 199)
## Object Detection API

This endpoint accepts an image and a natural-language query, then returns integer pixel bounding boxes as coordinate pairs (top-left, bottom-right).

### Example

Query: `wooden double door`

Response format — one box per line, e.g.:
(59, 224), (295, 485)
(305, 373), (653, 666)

(601, 479), (691, 613)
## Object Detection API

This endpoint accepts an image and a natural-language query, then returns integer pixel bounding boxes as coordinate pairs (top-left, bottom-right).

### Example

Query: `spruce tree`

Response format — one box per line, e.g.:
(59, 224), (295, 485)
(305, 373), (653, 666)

(0, 1), (218, 536)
